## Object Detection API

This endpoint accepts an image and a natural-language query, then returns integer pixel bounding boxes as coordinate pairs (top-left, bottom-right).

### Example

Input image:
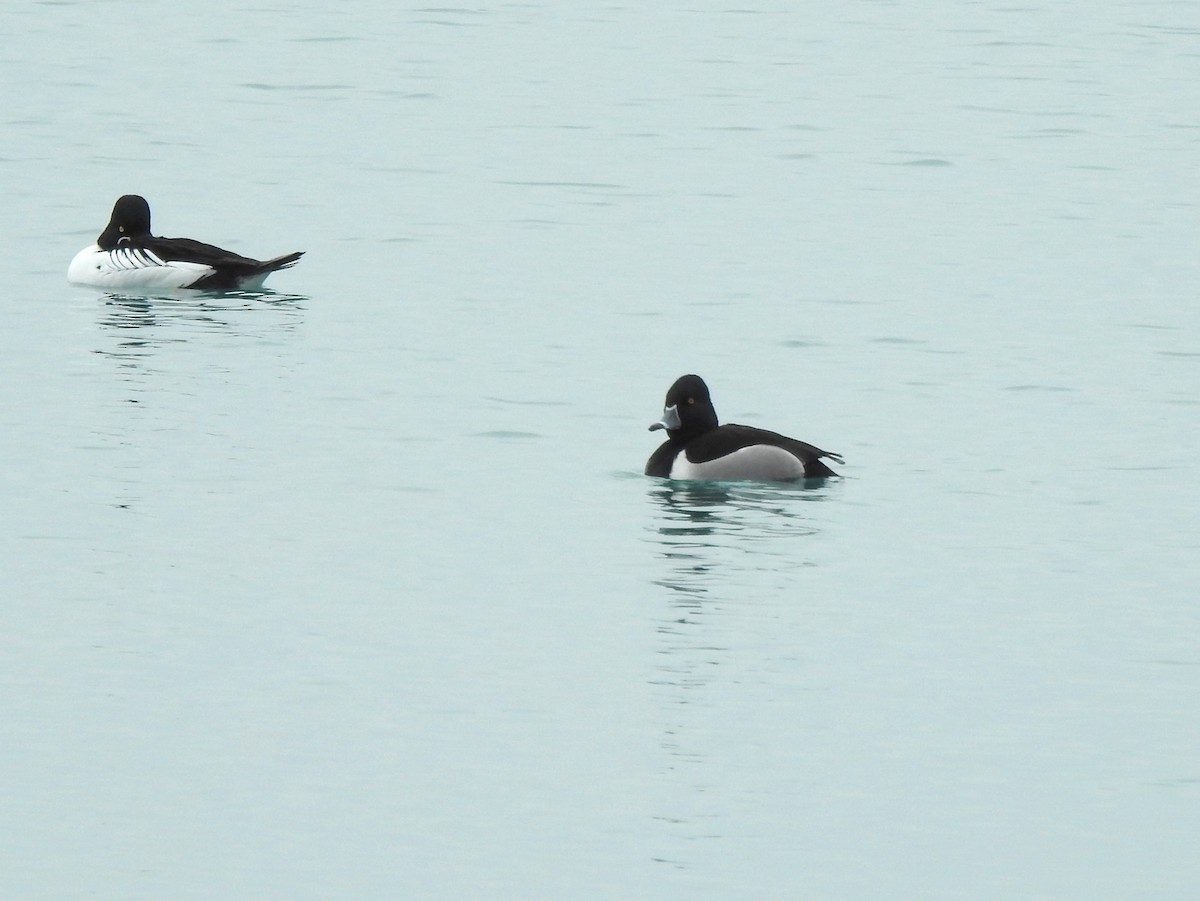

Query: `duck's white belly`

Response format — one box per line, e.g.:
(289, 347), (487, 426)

(68, 245), (213, 289)
(670, 444), (806, 481)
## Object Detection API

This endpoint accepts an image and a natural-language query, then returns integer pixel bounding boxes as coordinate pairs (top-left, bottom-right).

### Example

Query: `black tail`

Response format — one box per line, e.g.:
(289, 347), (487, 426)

(804, 457), (841, 479)
(256, 251), (304, 273)
(791, 444), (842, 479)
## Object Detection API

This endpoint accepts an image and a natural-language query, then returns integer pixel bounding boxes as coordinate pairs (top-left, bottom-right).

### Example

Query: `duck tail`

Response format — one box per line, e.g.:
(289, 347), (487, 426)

(257, 251), (304, 273)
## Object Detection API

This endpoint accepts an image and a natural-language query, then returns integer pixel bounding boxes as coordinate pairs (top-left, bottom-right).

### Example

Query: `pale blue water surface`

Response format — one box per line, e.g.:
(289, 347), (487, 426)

(2, 1), (1199, 898)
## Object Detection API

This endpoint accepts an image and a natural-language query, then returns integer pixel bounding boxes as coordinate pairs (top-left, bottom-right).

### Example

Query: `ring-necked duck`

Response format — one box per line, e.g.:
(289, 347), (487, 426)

(646, 374), (842, 481)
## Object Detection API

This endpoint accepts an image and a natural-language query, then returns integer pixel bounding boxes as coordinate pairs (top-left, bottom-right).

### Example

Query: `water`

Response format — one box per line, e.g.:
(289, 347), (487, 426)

(3, 2), (1199, 898)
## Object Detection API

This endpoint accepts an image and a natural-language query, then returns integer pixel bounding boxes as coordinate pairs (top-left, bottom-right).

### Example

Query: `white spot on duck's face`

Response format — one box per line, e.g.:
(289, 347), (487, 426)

(670, 444), (806, 482)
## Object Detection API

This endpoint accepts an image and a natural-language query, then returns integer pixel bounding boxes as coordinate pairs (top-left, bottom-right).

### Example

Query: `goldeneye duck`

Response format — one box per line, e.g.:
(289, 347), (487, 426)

(68, 194), (303, 290)
(645, 374), (843, 481)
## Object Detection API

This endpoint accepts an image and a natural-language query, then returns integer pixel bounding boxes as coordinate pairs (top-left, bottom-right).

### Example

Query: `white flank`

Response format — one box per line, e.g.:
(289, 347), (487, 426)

(67, 244), (214, 289)
(670, 444), (806, 481)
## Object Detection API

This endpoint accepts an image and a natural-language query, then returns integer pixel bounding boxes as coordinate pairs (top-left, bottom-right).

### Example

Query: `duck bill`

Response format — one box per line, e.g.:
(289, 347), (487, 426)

(649, 404), (681, 432)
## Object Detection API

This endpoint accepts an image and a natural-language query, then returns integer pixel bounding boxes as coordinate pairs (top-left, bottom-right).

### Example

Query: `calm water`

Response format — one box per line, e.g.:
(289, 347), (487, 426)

(2, 2), (1198, 898)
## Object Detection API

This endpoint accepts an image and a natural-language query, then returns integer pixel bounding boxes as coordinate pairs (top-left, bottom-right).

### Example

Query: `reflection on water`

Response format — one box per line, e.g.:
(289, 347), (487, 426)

(95, 289), (307, 362)
(647, 479), (835, 598)
(644, 479), (838, 870)
(85, 290), (308, 513)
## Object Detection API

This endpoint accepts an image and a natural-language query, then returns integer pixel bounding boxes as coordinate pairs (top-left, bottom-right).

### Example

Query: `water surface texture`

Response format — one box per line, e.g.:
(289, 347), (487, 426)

(2, 2), (1199, 898)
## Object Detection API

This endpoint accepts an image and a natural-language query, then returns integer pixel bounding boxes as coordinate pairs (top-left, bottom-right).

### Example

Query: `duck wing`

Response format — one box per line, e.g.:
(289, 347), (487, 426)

(690, 424), (843, 477)
(142, 236), (303, 289)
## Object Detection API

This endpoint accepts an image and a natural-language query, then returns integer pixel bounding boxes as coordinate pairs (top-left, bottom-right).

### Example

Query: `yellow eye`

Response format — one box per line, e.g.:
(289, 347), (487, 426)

(119, 226), (125, 232)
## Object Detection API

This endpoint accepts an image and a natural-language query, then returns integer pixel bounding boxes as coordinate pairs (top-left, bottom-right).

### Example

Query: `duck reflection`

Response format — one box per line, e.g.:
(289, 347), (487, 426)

(645, 477), (836, 694)
(645, 478), (838, 864)
(97, 289), (306, 358)
(647, 481), (732, 601)
(87, 289), (308, 512)
(647, 479), (832, 597)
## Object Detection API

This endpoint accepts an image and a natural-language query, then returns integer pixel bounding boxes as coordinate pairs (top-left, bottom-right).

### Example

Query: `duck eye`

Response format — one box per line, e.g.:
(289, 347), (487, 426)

(119, 226), (125, 233)
(687, 397), (695, 404)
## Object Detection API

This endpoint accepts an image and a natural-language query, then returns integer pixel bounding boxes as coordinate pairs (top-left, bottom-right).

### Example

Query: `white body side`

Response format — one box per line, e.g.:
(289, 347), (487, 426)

(68, 244), (214, 289)
(670, 444), (806, 481)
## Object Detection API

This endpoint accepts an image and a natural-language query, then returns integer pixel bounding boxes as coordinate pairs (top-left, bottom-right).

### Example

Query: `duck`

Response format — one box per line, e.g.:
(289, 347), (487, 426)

(68, 194), (303, 290)
(645, 374), (843, 481)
